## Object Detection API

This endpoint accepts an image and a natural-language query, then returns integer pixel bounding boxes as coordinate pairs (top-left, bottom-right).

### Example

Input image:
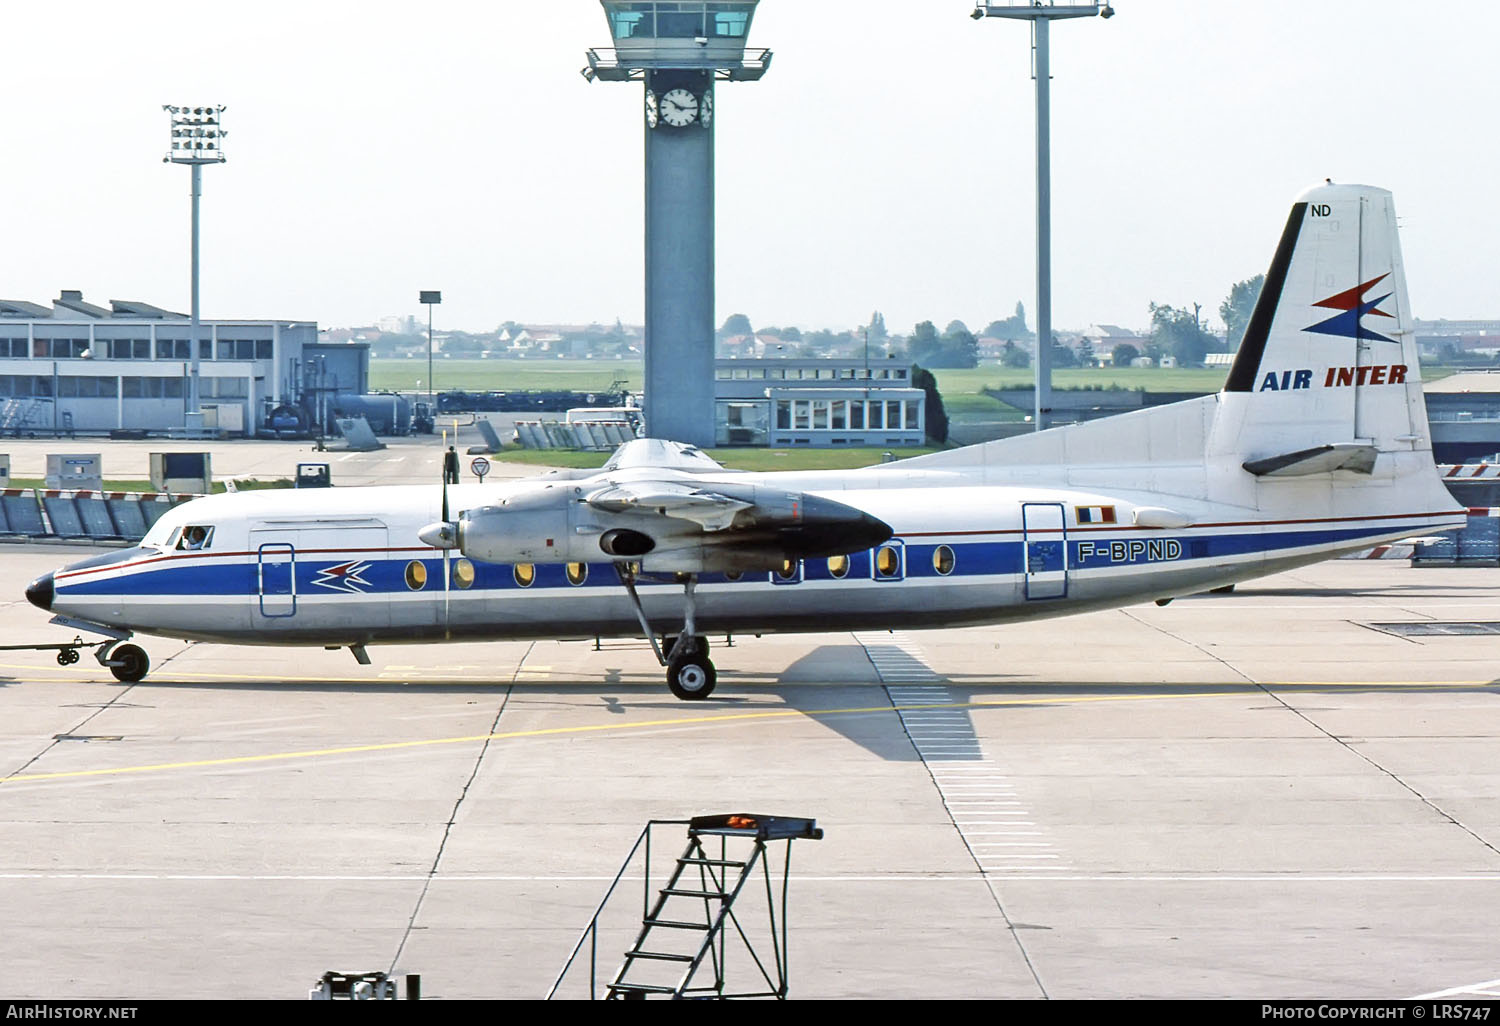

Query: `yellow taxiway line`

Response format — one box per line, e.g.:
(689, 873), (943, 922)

(1, 681), (1491, 786)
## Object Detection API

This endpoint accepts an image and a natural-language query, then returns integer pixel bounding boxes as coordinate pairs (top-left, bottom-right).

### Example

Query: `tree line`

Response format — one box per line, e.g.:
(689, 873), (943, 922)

(718, 274), (1265, 371)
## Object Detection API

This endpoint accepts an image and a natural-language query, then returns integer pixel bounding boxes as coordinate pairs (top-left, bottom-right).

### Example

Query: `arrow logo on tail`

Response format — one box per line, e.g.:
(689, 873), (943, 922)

(1304, 273), (1398, 343)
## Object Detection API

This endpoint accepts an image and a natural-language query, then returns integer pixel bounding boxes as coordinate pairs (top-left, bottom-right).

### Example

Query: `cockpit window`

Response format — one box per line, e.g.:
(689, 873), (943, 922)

(173, 525), (215, 551)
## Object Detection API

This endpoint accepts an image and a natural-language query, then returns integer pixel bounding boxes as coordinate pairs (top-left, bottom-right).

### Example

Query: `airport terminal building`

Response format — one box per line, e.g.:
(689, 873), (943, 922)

(0, 291), (317, 436)
(714, 358), (926, 447)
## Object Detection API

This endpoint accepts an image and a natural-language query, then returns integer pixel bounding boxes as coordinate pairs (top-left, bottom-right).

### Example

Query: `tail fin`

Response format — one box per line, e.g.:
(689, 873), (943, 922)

(1211, 182), (1432, 463)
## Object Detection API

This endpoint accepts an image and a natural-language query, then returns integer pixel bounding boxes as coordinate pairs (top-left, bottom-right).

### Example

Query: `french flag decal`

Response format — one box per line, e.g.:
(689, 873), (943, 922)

(1074, 505), (1117, 525)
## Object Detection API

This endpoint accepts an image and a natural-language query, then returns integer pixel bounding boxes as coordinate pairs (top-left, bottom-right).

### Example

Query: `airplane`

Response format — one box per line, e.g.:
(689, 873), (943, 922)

(23, 182), (1468, 700)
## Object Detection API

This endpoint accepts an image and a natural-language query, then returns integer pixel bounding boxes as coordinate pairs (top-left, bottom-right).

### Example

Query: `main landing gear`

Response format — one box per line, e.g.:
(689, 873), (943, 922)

(663, 634), (715, 701)
(616, 565), (717, 701)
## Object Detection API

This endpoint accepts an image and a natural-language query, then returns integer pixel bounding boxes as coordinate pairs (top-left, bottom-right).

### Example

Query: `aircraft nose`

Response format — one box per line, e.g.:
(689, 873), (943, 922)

(25, 572), (54, 612)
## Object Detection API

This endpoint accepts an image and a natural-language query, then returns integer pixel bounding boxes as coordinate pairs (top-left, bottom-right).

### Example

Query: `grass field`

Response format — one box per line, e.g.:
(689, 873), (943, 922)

(370, 357), (1461, 435)
(371, 358), (642, 395)
(491, 447), (939, 471)
(371, 358), (1238, 400)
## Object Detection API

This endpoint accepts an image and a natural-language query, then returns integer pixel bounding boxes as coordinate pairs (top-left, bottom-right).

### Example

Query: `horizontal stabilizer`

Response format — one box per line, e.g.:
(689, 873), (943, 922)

(1242, 443), (1378, 477)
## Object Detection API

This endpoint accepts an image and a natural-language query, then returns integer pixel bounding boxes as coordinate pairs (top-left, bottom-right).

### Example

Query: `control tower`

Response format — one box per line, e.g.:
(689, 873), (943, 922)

(585, 1), (771, 448)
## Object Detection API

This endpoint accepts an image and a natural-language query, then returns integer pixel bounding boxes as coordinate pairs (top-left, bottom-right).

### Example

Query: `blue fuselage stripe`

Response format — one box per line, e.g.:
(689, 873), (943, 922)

(55, 524), (1405, 599)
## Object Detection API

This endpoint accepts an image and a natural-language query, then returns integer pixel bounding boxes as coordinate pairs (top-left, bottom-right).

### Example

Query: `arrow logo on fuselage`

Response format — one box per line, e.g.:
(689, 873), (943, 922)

(312, 560), (374, 594)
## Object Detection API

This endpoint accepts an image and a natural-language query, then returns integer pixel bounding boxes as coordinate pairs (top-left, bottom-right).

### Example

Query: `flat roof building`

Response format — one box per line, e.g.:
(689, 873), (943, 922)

(0, 291), (317, 437)
(713, 358), (925, 447)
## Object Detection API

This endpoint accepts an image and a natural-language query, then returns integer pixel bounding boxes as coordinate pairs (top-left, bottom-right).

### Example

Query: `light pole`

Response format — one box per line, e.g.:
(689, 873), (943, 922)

(420, 291), (442, 408)
(163, 104), (227, 432)
(971, 3), (1113, 431)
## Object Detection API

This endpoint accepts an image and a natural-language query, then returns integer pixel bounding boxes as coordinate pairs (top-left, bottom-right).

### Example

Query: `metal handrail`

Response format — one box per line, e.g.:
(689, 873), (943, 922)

(545, 819), (691, 1000)
(582, 47), (772, 81)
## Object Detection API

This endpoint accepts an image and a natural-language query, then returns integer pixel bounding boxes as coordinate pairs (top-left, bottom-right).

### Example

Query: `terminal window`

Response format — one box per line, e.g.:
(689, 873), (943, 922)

(122, 378), (185, 399)
(710, 4), (750, 37)
(608, 3), (654, 39)
(56, 376), (118, 398)
(611, 3), (751, 40)
(0, 375), (53, 396)
(653, 3), (709, 38)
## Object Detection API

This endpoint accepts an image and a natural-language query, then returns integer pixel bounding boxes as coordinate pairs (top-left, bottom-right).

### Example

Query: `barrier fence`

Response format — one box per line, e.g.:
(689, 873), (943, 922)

(0, 489), (198, 543)
(513, 420), (639, 451)
(1410, 507), (1500, 566)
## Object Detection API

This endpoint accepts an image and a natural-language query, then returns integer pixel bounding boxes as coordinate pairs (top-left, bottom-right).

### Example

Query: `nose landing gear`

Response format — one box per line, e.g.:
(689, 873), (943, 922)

(103, 643), (150, 683)
(2, 631), (150, 683)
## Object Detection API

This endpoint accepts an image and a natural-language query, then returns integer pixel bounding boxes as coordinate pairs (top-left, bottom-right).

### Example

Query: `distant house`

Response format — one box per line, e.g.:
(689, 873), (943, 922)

(720, 333), (791, 359)
(976, 336), (1019, 361)
(1080, 324), (1145, 363)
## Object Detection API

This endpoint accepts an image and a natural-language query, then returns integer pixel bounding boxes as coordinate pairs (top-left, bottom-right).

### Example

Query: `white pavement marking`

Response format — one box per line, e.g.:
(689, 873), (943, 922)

(1413, 978), (1500, 999)
(856, 631), (1064, 876)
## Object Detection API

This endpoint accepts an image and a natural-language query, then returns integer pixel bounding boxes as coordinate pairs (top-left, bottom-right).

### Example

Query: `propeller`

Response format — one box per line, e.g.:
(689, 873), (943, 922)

(441, 453), (451, 632)
(417, 439), (462, 636)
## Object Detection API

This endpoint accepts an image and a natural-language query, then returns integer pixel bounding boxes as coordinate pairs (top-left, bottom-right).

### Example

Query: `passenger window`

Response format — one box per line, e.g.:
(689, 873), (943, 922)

(405, 561), (428, 590)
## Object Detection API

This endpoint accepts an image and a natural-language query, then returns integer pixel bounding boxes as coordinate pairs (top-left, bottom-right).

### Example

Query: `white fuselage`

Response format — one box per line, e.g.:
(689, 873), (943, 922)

(41, 461), (1460, 649)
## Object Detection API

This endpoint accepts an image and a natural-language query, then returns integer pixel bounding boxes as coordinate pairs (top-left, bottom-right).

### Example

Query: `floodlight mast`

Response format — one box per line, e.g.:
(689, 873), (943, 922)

(971, 4), (1112, 432)
(420, 291), (442, 408)
(162, 104), (227, 428)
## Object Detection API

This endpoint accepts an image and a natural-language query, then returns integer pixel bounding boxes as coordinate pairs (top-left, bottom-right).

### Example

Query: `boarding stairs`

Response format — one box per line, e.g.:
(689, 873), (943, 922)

(548, 814), (823, 1001)
(1, 398), (49, 436)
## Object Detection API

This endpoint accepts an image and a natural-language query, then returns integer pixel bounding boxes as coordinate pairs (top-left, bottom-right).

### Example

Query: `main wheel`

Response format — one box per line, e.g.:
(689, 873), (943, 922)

(666, 656), (716, 701)
(109, 644), (149, 683)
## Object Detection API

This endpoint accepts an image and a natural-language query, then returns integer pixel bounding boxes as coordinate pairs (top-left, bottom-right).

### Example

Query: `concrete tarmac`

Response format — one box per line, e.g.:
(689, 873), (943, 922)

(0, 422), (540, 489)
(0, 543), (1497, 1000)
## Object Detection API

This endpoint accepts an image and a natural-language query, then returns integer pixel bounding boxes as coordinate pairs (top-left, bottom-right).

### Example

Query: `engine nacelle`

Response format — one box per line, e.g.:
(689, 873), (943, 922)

(455, 484), (696, 565)
(450, 478), (892, 572)
(458, 485), (590, 564)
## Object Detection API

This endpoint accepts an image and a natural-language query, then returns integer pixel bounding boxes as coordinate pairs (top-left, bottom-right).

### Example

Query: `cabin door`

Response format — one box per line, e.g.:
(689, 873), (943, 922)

(251, 524), (390, 627)
(254, 538), (297, 618)
(1021, 503), (1069, 600)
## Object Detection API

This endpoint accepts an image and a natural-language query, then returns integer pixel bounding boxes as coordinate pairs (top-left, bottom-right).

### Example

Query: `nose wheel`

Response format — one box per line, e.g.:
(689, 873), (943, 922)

(101, 643), (150, 683)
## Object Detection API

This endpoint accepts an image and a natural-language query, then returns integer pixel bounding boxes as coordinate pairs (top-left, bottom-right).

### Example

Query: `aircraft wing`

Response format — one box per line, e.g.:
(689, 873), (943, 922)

(585, 481), (753, 532)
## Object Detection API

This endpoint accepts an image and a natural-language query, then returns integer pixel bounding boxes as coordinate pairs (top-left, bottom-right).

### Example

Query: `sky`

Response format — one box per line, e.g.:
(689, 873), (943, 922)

(5, 1), (1500, 336)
